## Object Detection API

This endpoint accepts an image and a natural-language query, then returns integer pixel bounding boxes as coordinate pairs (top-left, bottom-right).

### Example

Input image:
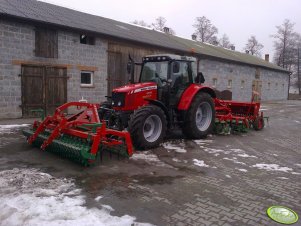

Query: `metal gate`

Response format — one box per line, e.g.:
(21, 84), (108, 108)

(21, 65), (67, 117)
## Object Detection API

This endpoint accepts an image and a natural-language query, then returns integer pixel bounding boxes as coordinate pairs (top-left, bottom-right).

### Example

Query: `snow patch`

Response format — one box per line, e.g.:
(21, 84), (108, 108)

(236, 153), (257, 158)
(236, 168), (248, 172)
(0, 124), (29, 134)
(0, 168), (152, 226)
(131, 151), (170, 167)
(193, 159), (209, 168)
(294, 120), (301, 124)
(291, 172), (301, 175)
(162, 142), (186, 153)
(277, 177), (289, 180)
(223, 157), (246, 165)
(251, 164), (293, 173)
(194, 139), (213, 145)
(95, 196), (103, 202)
(225, 175), (231, 178)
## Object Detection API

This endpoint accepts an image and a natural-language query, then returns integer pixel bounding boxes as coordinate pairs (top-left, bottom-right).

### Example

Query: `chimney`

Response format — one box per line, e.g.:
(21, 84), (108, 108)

(230, 45), (235, 51)
(265, 54), (269, 62)
(192, 34), (197, 40)
(245, 50), (249, 54)
(163, 27), (169, 33)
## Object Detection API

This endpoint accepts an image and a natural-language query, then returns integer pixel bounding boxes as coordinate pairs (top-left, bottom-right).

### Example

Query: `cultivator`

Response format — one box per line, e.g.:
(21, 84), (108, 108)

(22, 102), (133, 166)
(214, 94), (265, 134)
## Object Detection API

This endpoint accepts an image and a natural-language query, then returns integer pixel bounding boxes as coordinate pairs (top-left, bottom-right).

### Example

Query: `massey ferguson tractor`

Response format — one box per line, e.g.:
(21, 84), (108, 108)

(99, 54), (216, 149)
(23, 54), (264, 165)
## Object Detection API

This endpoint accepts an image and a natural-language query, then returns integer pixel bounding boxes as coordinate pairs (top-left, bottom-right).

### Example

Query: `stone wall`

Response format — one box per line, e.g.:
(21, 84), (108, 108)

(199, 59), (289, 101)
(0, 19), (107, 118)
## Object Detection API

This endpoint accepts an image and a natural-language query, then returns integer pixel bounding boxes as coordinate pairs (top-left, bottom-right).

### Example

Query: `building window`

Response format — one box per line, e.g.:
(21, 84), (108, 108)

(255, 68), (260, 79)
(81, 71), (93, 87)
(35, 27), (58, 58)
(227, 79), (232, 89)
(80, 34), (95, 45)
(241, 80), (245, 89)
(275, 82), (278, 90)
(212, 78), (217, 87)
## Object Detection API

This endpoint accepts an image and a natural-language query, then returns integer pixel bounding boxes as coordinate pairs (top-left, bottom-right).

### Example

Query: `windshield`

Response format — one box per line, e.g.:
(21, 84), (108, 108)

(140, 61), (168, 84)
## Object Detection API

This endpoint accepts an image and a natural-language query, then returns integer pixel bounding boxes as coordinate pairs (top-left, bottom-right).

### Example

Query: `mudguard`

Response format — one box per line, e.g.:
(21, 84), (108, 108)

(177, 84), (216, 110)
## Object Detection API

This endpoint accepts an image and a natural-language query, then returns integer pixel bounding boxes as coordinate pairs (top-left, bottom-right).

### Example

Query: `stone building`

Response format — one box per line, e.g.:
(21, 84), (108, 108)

(0, 0), (290, 119)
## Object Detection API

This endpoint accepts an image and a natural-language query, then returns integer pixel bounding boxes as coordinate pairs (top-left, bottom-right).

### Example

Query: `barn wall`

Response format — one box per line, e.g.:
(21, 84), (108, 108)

(199, 59), (289, 101)
(0, 19), (107, 119)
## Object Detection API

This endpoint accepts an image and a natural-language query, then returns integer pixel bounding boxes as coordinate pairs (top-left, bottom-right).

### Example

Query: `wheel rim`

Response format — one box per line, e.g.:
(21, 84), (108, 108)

(143, 115), (162, 143)
(195, 102), (212, 131)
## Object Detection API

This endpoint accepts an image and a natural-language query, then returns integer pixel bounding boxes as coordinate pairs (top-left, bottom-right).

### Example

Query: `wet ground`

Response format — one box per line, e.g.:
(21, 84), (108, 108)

(0, 100), (301, 226)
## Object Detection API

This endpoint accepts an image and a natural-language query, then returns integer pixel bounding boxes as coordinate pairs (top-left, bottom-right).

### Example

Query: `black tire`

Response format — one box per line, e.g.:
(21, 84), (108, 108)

(253, 116), (264, 131)
(182, 92), (215, 139)
(128, 105), (167, 150)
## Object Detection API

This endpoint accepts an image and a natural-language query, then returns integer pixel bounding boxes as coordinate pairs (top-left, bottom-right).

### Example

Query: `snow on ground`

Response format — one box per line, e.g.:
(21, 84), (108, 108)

(236, 168), (248, 172)
(0, 168), (152, 226)
(0, 124), (29, 134)
(162, 141), (186, 153)
(277, 177), (289, 180)
(225, 175), (231, 178)
(223, 157), (247, 165)
(193, 159), (209, 168)
(251, 164), (293, 173)
(130, 151), (171, 168)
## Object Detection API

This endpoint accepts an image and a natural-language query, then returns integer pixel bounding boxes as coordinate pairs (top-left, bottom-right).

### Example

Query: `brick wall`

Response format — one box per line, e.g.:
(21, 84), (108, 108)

(199, 59), (289, 101)
(0, 19), (108, 119)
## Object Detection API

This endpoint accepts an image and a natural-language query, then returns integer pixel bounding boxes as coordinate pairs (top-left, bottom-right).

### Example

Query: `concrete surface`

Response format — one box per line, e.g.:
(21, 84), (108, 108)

(0, 100), (300, 226)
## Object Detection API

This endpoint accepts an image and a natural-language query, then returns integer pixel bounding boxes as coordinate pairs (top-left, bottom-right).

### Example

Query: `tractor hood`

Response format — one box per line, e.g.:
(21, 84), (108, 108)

(112, 82), (157, 94)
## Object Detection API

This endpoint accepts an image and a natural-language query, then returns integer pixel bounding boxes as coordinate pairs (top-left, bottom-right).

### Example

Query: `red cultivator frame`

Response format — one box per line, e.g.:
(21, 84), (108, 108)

(214, 93), (265, 134)
(23, 102), (133, 166)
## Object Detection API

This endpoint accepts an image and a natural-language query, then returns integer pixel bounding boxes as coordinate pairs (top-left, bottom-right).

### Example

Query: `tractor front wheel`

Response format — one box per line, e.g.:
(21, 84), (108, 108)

(128, 105), (167, 150)
(182, 92), (215, 139)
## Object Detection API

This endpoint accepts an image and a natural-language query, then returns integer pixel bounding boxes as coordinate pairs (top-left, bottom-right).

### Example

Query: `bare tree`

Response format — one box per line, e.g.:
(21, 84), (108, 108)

(152, 16), (176, 35)
(131, 20), (151, 28)
(243, 36), (264, 56)
(272, 19), (298, 70)
(272, 19), (301, 94)
(219, 34), (233, 49)
(193, 16), (218, 45)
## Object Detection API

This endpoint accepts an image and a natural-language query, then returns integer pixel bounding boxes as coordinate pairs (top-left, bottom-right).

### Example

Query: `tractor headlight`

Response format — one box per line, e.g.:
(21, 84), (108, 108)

(118, 101), (121, 106)
(112, 101), (115, 105)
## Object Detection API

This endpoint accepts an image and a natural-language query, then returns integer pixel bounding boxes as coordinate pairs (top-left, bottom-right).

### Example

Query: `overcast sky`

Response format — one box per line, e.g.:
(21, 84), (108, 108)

(40, 0), (301, 60)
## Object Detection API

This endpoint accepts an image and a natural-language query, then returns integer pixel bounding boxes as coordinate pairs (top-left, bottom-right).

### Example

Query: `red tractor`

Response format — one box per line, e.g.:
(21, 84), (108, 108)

(98, 54), (216, 149)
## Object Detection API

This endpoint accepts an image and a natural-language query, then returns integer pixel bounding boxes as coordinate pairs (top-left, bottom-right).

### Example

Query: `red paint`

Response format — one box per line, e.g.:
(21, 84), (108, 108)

(177, 84), (215, 110)
(113, 82), (158, 111)
(28, 102), (133, 161)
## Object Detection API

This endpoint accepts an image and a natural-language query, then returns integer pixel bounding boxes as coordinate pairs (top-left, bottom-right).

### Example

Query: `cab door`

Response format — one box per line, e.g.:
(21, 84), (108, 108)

(169, 61), (192, 106)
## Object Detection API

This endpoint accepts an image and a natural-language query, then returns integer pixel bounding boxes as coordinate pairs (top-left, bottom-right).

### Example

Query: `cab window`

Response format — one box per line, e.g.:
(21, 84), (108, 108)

(171, 61), (191, 89)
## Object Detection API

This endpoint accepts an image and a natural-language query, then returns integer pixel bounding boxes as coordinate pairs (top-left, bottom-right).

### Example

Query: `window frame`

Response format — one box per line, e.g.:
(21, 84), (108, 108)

(241, 80), (245, 89)
(212, 78), (217, 88)
(80, 71), (94, 87)
(227, 79), (232, 89)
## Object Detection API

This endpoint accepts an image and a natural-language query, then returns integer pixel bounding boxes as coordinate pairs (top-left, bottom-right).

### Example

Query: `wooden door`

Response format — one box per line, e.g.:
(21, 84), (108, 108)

(252, 80), (262, 102)
(21, 65), (67, 117)
(45, 67), (67, 114)
(107, 51), (122, 95)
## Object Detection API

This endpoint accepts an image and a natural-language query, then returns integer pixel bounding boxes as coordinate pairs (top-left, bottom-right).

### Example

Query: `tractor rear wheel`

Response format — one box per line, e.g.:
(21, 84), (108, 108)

(128, 105), (167, 150)
(182, 92), (215, 139)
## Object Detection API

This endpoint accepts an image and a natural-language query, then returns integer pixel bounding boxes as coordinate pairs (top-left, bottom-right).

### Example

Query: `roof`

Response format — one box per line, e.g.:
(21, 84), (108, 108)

(0, 0), (289, 73)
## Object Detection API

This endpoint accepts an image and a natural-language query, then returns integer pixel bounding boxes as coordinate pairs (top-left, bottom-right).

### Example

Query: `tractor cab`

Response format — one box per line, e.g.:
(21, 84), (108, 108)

(139, 54), (202, 106)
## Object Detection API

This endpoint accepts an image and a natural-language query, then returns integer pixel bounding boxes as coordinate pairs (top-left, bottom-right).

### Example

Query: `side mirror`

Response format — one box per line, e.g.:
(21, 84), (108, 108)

(196, 72), (205, 83)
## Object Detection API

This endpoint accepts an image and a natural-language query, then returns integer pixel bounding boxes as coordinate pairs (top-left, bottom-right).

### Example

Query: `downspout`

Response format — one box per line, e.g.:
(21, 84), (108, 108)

(288, 71), (292, 100)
